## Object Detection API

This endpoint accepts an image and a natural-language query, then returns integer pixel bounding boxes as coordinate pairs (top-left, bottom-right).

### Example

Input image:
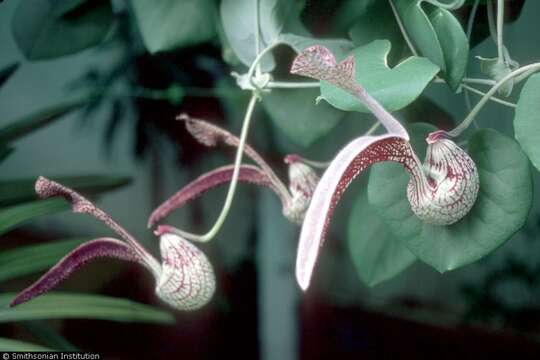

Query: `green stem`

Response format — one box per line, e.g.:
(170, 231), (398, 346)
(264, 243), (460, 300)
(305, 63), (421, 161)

(173, 94), (259, 242)
(461, 84), (516, 108)
(450, 63), (540, 137)
(266, 81), (320, 89)
(496, 0), (504, 60)
(462, 78), (496, 86)
(424, 0), (465, 10)
(254, 0), (261, 76)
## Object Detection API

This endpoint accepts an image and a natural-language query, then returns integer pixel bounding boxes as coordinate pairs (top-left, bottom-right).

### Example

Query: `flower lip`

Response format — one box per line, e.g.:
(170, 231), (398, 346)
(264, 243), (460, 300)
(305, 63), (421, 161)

(284, 154), (301, 164)
(426, 130), (450, 144)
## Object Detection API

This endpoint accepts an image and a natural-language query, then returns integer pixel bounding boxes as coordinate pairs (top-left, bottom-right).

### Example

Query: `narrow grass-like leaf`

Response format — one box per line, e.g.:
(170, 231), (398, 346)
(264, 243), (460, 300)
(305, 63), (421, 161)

(0, 238), (87, 283)
(0, 62), (19, 88)
(0, 337), (53, 352)
(0, 100), (87, 144)
(0, 199), (68, 236)
(0, 293), (175, 324)
(21, 321), (78, 351)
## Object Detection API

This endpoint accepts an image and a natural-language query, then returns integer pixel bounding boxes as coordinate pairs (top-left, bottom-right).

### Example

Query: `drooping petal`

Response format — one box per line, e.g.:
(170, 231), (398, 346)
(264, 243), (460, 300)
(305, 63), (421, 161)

(295, 134), (420, 291)
(35, 177), (157, 268)
(10, 238), (140, 307)
(179, 114), (273, 174)
(155, 232), (216, 310)
(148, 164), (287, 227)
(290, 45), (408, 139)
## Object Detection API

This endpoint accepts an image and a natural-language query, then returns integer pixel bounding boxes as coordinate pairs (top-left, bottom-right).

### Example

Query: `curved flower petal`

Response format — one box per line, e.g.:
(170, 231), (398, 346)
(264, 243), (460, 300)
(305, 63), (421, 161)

(10, 238), (140, 307)
(35, 176), (157, 267)
(295, 134), (417, 290)
(148, 164), (287, 227)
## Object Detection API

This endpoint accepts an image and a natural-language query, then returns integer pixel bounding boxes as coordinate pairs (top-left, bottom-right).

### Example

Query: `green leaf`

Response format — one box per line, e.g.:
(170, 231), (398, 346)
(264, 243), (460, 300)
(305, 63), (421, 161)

(0, 147), (14, 163)
(21, 321), (78, 351)
(392, 0), (468, 90)
(262, 88), (345, 147)
(348, 0), (407, 64)
(427, 7), (469, 90)
(0, 238), (87, 283)
(12, 0), (113, 60)
(368, 125), (532, 272)
(515, 73), (540, 171)
(0, 62), (19, 88)
(320, 40), (439, 112)
(0, 199), (68, 236)
(0, 175), (131, 207)
(132, 0), (216, 53)
(0, 337), (53, 352)
(0, 293), (175, 324)
(0, 100), (86, 144)
(347, 189), (416, 286)
(220, 0), (352, 70)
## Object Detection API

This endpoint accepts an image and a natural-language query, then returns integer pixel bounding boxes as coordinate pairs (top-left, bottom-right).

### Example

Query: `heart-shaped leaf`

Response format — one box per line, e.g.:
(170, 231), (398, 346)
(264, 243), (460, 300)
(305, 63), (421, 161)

(368, 126), (532, 272)
(132, 0), (216, 53)
(262, 88), (345, 147)
(514, 73), (540, 171)
(392, 0), (468, 90)
(319, 40), (439, 112)
(347, 189), (416, 287)
(12, 0), (113, 60)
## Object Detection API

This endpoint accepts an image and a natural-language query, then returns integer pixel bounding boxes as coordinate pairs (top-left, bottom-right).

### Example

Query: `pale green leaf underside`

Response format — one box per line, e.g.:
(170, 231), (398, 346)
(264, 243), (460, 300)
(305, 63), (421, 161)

(320, 40), (439, 113)
(368, 126), (532, 272)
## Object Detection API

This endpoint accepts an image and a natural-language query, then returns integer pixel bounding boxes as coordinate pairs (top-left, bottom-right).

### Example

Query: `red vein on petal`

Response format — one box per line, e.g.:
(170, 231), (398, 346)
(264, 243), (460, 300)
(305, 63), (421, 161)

(148, 164), (287, 227)
(295, 135), (421, 290)
(10, 238), (140, 307)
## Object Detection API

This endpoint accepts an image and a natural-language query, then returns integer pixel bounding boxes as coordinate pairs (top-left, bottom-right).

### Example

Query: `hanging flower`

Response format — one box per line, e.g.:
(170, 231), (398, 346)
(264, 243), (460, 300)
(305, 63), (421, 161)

(290, 45), (480, 290)
(147, 114), (320, 231)
(10, 177), (215, 311)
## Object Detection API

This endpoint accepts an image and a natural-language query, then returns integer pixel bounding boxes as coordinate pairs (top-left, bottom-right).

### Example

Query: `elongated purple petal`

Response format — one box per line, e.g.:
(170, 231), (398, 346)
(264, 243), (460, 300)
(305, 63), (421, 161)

(35, 177), (153, 263)
(148, 164), (286, 227)
(296, 134), (419, 290)
(178, 114), (274, 174)
(10, 238), (140, 307)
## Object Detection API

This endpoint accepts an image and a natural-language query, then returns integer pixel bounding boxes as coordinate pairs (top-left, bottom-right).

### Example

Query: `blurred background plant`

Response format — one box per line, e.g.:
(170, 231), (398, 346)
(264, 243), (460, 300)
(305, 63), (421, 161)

(1, 0), (540, 358)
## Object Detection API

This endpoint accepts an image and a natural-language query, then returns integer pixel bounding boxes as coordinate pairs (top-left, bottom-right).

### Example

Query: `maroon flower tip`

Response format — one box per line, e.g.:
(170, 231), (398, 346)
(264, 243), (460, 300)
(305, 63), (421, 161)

(284, 154), (301, 164)
(426, 130), (450, 144)
(154, 225), (176, 237)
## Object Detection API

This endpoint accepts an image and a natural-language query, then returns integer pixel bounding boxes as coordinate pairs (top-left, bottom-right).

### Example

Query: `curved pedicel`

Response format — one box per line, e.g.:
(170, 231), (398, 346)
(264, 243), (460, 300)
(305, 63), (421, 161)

(290, 45), (479, 290)
(11, 177), (215, 311)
